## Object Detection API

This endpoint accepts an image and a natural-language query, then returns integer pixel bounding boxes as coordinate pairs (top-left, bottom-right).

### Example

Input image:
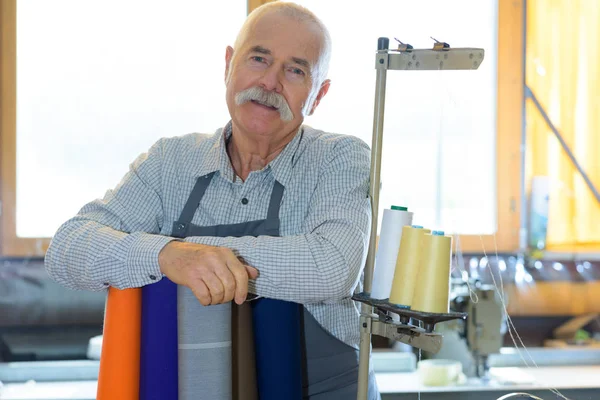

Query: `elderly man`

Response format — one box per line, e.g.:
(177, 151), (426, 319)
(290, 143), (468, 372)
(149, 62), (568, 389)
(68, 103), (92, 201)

(45, 2), (380, 399)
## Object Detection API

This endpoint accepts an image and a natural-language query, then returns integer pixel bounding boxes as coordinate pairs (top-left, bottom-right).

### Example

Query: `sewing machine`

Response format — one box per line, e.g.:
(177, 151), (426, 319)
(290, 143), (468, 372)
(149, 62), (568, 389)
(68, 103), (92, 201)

(430, 279), (505, 379)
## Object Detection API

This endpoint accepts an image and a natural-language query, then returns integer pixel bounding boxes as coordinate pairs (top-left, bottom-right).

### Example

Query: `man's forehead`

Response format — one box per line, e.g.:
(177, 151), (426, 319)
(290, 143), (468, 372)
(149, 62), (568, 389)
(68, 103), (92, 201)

(240, 14), (322, 64)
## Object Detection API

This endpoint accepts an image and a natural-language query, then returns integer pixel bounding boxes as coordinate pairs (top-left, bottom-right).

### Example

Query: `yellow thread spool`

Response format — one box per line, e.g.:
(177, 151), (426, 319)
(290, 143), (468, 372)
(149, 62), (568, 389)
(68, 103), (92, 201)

(411, 231), (452, 314)
(389, 225), (430, 308)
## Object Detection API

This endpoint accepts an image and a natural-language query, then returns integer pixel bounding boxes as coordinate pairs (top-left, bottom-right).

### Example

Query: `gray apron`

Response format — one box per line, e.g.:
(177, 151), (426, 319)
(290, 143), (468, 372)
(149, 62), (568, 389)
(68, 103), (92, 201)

(171, 171), (380, 399)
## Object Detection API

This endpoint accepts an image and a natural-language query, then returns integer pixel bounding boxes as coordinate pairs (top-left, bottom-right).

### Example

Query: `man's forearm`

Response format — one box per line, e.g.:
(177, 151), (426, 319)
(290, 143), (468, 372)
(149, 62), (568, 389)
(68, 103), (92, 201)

(45, 216), (173, 291)
(185, 231), (367, 304)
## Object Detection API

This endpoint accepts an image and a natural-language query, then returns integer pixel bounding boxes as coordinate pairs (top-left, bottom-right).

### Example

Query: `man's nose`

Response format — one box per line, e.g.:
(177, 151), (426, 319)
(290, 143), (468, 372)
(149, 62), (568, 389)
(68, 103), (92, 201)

(258, 65), (283, 93)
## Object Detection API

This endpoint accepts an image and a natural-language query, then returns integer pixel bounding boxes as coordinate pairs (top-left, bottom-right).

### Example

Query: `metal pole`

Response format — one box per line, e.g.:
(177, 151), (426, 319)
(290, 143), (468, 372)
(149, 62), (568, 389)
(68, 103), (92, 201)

(519, 0), (528, 252)
(357, 37), (389, 400)
(526, 86), (600, 206)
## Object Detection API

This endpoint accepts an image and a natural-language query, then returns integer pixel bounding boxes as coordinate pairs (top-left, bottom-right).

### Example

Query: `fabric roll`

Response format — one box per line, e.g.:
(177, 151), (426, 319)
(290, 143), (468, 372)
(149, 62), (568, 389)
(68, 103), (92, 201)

(178, 286), (232, 400)
(140, 278), (178, 400)
(232, 302), (258, 400)
(96, 287), (141, 400)
(252, 298), (303, 400)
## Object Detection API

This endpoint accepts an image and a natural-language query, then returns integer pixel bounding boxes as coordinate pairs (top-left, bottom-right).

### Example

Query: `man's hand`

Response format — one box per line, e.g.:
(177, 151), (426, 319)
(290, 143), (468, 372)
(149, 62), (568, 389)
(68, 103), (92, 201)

(158, 241), (259, 306)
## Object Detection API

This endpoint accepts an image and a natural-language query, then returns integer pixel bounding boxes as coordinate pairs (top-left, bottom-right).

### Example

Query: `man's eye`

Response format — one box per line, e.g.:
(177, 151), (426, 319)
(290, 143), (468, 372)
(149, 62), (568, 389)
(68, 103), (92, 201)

(252, 56), (265, 63)
(291, 68), (305, 75)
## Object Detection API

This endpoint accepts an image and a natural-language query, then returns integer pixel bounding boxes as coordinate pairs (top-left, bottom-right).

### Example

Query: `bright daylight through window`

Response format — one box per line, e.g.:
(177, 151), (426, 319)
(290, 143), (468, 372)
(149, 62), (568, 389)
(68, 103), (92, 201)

(16, 0), (246, 238)
(294, 0), (498, 236)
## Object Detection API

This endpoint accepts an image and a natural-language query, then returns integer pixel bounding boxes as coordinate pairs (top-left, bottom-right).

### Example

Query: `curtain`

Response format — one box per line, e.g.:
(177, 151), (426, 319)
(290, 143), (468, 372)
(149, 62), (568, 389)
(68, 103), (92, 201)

(526, 0), (600, 248)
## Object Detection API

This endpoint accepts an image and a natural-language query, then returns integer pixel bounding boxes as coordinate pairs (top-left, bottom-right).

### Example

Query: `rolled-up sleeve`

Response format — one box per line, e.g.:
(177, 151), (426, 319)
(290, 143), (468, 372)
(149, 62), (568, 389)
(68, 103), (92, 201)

(44, 139), (175, 291)
(187, 137), (372, 304)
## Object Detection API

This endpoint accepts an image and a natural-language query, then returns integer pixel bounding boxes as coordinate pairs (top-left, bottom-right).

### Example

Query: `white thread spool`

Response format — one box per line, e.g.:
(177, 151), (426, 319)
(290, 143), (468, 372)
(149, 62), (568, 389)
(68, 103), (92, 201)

(370, 206), (413, 299)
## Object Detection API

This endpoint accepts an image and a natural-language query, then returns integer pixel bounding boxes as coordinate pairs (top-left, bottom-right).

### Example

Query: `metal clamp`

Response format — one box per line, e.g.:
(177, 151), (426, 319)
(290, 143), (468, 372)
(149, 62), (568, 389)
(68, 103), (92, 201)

(360, 310), (443, 354)
(394, 38), (413, 52)
(369, 316), (443, 353)
(431, 37), (450, 51)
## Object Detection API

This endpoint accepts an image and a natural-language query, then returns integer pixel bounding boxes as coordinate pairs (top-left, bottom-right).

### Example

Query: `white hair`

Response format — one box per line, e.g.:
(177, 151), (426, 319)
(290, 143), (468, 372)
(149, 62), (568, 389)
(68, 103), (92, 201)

(229, 2), (332, 92)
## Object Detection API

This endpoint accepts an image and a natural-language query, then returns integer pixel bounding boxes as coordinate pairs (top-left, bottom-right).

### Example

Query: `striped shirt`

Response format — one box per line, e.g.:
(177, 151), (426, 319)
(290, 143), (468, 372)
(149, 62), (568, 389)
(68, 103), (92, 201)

(45, 122), (372, 348)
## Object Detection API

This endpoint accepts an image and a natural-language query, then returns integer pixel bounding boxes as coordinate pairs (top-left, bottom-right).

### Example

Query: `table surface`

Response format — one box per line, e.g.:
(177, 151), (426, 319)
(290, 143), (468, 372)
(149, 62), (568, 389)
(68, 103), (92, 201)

(376, 365), (600, 393)
(1, 366), (599, 399)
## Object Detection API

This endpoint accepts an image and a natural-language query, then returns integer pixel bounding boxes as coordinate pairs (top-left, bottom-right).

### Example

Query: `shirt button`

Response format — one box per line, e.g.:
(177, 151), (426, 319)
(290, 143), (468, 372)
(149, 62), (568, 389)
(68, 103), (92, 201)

(241, 198), (249, 205)
(103, 282), (109, 286)
(149, 275), (157, 281)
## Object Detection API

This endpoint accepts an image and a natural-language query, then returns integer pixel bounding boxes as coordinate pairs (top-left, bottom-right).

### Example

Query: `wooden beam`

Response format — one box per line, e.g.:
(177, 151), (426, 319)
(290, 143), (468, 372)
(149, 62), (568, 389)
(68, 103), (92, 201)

(0, 0), (50, 256)
(248, 0), (276, 14)
(0, 0), (17, 256)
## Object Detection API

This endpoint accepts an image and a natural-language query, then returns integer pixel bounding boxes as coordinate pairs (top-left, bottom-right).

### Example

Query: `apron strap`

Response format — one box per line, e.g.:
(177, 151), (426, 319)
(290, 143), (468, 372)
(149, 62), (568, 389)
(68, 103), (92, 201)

(266, 180), (284, 223)
(177, 172), (217, 225)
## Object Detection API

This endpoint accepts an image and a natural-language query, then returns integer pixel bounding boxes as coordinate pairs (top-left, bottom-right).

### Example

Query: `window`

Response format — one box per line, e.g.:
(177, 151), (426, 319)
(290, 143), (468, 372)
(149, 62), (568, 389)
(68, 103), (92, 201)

(1, 0), (522, 255)
(526, 0), (600, 251)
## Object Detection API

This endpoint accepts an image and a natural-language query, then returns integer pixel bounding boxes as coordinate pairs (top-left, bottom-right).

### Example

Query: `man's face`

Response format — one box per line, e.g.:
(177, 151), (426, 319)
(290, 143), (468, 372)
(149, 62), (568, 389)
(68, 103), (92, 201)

(224, 13), (329, 138)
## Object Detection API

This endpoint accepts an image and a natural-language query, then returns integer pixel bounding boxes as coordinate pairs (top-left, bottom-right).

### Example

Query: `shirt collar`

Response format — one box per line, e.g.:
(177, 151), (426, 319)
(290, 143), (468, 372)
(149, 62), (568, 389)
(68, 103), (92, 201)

(194, 121), (304, 187)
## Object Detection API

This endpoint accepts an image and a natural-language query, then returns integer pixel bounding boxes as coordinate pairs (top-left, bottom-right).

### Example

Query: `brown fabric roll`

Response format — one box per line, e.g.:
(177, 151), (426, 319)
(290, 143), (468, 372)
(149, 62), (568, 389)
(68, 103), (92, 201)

(232, 302), (258, 400)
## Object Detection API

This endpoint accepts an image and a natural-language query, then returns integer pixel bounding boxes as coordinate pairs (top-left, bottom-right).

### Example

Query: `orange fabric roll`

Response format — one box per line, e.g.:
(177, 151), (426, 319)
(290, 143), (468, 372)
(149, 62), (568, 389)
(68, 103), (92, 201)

(97, 287), (142, 400)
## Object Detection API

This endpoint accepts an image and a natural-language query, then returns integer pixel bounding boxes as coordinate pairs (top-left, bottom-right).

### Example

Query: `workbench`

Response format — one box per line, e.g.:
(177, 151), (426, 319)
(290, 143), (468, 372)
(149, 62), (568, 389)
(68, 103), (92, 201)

(1, 365), (599, 400)
(377, 366), (600, 400)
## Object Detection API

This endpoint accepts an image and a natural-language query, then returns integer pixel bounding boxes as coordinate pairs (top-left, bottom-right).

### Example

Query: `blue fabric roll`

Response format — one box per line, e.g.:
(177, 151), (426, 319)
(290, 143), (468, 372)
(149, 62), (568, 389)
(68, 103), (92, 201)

(252, 298), (303, 400)
(140, 278), (179, 400)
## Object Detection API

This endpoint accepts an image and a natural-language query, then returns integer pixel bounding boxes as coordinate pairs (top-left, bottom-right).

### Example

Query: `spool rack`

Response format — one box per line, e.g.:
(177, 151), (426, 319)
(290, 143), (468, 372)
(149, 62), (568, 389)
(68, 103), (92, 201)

(352, 292), (467, 335)
(354, 37), (484, 400)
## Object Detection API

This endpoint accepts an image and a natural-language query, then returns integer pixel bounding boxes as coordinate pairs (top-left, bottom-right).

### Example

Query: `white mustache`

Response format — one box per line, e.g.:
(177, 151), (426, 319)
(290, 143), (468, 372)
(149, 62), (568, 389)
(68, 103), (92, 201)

(235, 87), (294, 122)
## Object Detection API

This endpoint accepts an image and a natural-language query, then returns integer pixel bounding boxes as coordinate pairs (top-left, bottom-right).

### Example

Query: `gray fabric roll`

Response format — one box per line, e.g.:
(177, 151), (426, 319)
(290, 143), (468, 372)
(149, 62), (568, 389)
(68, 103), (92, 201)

(178, 286), (231, 400)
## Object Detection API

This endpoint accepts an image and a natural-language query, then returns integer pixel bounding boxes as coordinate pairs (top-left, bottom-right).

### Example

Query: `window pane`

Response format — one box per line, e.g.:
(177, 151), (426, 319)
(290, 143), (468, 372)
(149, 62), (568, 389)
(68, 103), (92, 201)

(16, 0), (246, 237)
(296, 0), (498, 235)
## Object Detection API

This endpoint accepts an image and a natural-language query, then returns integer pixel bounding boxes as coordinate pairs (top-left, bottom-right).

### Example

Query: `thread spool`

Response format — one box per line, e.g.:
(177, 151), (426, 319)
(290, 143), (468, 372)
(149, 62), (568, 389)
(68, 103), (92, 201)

(529, 176), (550, 251)
(411, 231), (452, 314)
(370, 206), (413, 299)
(389, 225), (430, 308)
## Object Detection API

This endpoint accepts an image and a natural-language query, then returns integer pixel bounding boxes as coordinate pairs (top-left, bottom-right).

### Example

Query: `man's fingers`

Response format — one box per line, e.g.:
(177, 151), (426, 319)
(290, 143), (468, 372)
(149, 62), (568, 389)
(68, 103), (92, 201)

(214, 266), (236, 304)
(225, 253), (249, 305)
(190, 280), (212, 306)
(202, 273), (225, 305)
(245, 265), (259, 280)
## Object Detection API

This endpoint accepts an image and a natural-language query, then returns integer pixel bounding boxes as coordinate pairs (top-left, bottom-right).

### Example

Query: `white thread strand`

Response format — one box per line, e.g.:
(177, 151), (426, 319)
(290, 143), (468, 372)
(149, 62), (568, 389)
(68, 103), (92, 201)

(480, 235), (573, 400)
(454, 233), (479, 304)
(418, 348), (422, 400)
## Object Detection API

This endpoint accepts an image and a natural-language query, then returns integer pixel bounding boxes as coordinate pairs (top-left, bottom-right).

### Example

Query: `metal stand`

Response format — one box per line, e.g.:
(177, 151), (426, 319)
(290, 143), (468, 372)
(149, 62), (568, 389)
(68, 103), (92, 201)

(355, 37), (485, 400)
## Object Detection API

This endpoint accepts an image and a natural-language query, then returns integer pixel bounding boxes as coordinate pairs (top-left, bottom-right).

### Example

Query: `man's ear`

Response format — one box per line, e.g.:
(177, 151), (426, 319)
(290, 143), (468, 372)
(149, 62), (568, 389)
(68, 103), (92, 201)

(309, 79), (331, 115)
(225, 46), (234, 82)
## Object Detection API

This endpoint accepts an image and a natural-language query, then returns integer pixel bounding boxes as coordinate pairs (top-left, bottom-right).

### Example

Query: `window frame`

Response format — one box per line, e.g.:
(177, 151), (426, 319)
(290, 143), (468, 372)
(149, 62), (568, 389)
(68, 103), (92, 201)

(459, 0), (524, 253)
(0, 0), (522, 257)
